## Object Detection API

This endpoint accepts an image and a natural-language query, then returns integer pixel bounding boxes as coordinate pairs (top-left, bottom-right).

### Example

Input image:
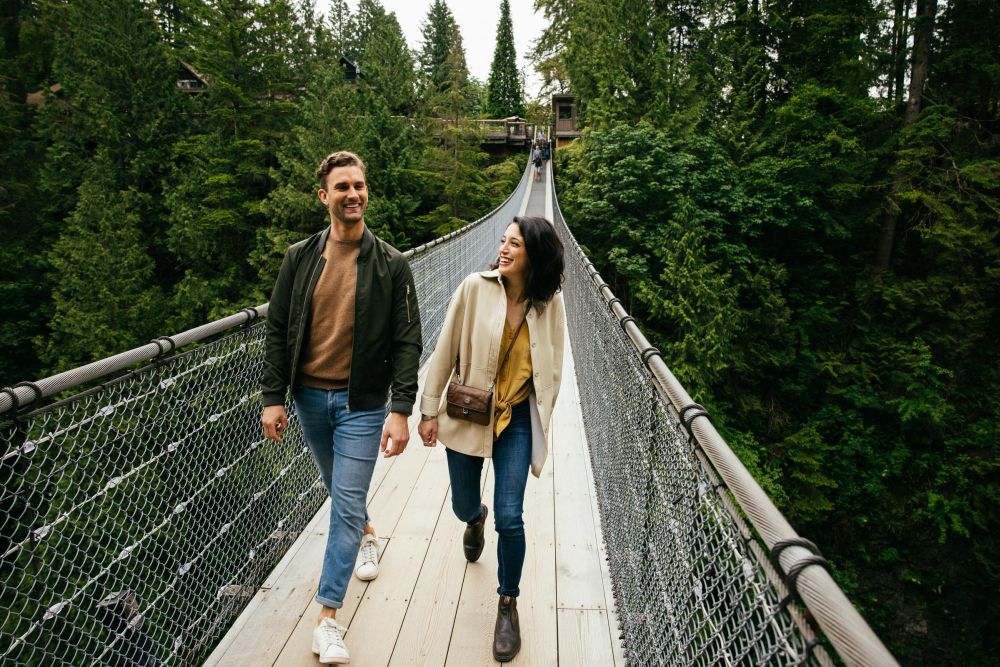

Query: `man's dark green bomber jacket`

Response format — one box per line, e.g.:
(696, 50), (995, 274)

(262, 224), (422, 415)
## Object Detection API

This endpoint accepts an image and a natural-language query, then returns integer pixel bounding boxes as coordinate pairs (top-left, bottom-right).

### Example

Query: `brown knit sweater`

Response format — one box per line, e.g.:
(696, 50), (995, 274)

(298, 236), (361, 389)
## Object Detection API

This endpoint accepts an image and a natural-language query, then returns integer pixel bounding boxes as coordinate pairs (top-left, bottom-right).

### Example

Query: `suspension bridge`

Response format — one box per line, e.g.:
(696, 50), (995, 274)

(0, 159), (898, 665)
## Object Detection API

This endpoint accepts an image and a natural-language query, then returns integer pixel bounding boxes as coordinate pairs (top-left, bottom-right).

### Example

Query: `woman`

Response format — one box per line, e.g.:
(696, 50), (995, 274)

(418, 215), (565, 663)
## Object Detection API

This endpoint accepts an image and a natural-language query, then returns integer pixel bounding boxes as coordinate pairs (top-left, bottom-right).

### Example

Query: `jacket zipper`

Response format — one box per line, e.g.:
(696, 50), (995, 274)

(405, 284), (412, 323)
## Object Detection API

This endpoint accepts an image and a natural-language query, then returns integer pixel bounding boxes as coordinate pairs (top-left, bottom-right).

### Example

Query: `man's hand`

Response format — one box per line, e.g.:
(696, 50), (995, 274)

(262, 405), (288, 442)
(418, 417), (438, 447)
(380, 412), (410, 457)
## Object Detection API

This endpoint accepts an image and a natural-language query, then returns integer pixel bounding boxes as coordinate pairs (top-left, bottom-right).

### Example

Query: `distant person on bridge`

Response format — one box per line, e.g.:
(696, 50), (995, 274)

(261, 151), (422, 665)
(532, 145), (543, 181)
(417, 216), (565, 663)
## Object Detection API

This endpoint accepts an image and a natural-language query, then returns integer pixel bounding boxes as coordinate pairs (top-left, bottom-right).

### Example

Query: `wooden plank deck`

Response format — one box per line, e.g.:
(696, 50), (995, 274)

(207, 163), (622, 666)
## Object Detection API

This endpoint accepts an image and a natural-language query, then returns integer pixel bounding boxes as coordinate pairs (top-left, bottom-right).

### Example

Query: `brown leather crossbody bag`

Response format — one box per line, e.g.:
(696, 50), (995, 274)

(446, 312), (527, 426)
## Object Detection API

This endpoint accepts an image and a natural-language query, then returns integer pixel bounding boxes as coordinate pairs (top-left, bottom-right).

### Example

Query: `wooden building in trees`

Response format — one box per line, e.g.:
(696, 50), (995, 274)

(339, 55), (365, 83)
(551, 93), (581, 147)
(176, 61), (208, 94)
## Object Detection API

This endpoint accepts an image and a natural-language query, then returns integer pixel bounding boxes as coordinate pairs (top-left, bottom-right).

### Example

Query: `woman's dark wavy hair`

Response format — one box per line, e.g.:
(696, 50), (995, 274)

(491, 216), (564, 306)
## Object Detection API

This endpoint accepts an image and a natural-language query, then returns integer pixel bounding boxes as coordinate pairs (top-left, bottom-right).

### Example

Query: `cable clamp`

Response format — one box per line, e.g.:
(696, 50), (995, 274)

(770, 537), (831, 611)
(150, 336), (176, 358)
(239, 307), (259, 325)
(619, 316), (636, 331)
(639, 346), (661, 370)
(13, 382), (43, 408)
(678, 403), (711, 441)
(769, 537), (821, 574)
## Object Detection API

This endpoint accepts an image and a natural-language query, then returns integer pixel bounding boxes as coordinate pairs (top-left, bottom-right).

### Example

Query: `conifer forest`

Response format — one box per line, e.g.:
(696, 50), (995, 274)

(1, 0), (998, 664)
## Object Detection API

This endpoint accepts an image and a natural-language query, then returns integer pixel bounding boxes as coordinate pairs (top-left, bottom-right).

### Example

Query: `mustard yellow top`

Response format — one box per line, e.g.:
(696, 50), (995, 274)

(493, 317), (533, 439)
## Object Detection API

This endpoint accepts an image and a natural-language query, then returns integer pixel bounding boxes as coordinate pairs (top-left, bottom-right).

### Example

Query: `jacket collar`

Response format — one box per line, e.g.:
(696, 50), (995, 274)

(315, 224), (375, 258)
(478, 269), (502, 283)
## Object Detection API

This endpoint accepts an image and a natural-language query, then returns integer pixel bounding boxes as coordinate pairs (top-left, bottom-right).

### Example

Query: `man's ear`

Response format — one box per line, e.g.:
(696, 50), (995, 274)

(317, 189), (327, 204)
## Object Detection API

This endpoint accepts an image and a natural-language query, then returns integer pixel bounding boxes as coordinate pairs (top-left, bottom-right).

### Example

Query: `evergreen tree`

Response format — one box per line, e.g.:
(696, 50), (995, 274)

(323, 0), (352, 54)
(0, 0), (52, 385)
(39, 152), (163, 372)
(163, 0), (306, 327)
(417, 0), (471, 112)
(355, 1), (416, 115)
(34, 0), (183, 371)
(484, 0), (524, 119)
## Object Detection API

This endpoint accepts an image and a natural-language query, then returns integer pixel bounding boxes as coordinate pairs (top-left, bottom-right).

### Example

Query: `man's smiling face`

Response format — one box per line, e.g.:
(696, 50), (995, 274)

(319, 165), (368, 227)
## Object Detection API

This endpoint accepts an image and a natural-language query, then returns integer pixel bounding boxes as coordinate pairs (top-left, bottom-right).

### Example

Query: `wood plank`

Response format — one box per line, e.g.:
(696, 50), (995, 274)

(556, 609), (617, 666)
(444, 436), (560, 665)
(273, 535), (387, 667)
(209, 404), (429, 666)
(213, 340), (627, 666)
(365, 431), (433, 539)
(552, 337), (608, 612)
(204, 502), (330, 666)
(444, 464), (497, 667)
(388, 487), (464, 667)
(365, 365), (430, 506)
(513, 440), (558, 665)
(342, 444), (451, 666)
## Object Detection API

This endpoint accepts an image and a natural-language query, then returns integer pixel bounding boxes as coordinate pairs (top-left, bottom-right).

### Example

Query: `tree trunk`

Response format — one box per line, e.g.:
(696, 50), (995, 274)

(874, 0), (937, 274)
(890, 0), (911, 103)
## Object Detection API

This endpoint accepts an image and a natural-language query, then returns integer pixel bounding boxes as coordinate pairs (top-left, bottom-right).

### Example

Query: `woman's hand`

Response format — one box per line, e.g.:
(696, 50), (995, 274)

(418, 417), (438, 447)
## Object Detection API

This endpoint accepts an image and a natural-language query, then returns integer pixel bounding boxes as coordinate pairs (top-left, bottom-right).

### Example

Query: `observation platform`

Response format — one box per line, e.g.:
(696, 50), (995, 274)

(206, 162), (623, 666)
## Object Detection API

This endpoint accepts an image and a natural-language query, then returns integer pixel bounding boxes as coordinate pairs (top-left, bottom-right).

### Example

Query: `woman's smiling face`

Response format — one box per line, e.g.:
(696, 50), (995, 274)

(497, 222), (528, 280)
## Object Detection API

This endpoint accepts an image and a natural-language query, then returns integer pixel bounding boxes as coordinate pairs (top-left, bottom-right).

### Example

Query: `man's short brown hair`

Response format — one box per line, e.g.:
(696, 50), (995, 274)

(316, 151), (366, 188)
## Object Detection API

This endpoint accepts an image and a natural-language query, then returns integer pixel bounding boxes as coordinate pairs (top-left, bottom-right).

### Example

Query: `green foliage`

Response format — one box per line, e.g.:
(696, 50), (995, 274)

(484, 0), (524, 119)
(0, 1), (51, 384)
(415, 118), (491, 235)
(33, 0), (184, 372)
(551, 2), (1000, 655)
(355, 4), (416, 115)
(416, 0), (473, 114)
(39, 152), (163, 372)
(534, 0), (706, 133)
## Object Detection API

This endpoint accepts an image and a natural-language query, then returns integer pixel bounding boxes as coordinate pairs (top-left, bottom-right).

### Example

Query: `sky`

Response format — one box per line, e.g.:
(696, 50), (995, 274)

(317, 0), (549, 100)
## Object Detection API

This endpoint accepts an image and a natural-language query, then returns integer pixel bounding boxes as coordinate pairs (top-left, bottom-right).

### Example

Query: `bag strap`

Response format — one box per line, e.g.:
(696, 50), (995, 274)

(454, 304), (530, 386)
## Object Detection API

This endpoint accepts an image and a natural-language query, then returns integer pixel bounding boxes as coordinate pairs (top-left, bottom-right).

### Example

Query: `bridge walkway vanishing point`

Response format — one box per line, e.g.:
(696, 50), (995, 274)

(0, 158), (899, 666)
(205, 162), (623, 666)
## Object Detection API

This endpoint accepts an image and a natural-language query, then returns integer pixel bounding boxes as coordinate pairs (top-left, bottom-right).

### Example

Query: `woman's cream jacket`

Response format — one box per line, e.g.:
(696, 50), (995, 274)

(419, 270), (565, 477)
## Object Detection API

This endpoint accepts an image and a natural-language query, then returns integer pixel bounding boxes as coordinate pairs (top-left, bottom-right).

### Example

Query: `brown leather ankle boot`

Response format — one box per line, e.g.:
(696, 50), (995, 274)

(463, 504), (488, 562)
(492, 595), (521, 662)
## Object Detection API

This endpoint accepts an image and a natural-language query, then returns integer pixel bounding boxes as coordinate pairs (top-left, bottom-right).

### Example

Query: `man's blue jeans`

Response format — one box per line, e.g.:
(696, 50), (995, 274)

(447, 400), (532, 597)
(293, 386), (385, 608)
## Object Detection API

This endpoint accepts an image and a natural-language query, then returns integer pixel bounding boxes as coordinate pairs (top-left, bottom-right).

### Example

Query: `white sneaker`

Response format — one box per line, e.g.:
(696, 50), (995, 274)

(354, 533), (380, 581)
(312, 617), (350, 664)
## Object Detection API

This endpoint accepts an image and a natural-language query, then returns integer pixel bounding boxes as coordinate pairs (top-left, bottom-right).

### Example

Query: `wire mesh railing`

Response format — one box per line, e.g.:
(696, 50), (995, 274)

(551, 186), (897, 665)
(0, 164), (529, 666)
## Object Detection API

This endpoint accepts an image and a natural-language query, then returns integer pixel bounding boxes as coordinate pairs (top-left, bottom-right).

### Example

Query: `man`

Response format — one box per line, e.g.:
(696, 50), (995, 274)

(261, 151), (421, 664)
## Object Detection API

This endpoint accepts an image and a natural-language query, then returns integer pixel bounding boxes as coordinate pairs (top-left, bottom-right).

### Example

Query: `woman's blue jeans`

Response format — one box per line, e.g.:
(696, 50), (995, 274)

(446, 400), (532, 597)
(293, 386), (384, 608)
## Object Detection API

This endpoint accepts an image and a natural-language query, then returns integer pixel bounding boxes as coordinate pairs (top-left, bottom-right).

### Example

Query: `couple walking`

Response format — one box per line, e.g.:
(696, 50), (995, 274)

(261, 151), (566, 664)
